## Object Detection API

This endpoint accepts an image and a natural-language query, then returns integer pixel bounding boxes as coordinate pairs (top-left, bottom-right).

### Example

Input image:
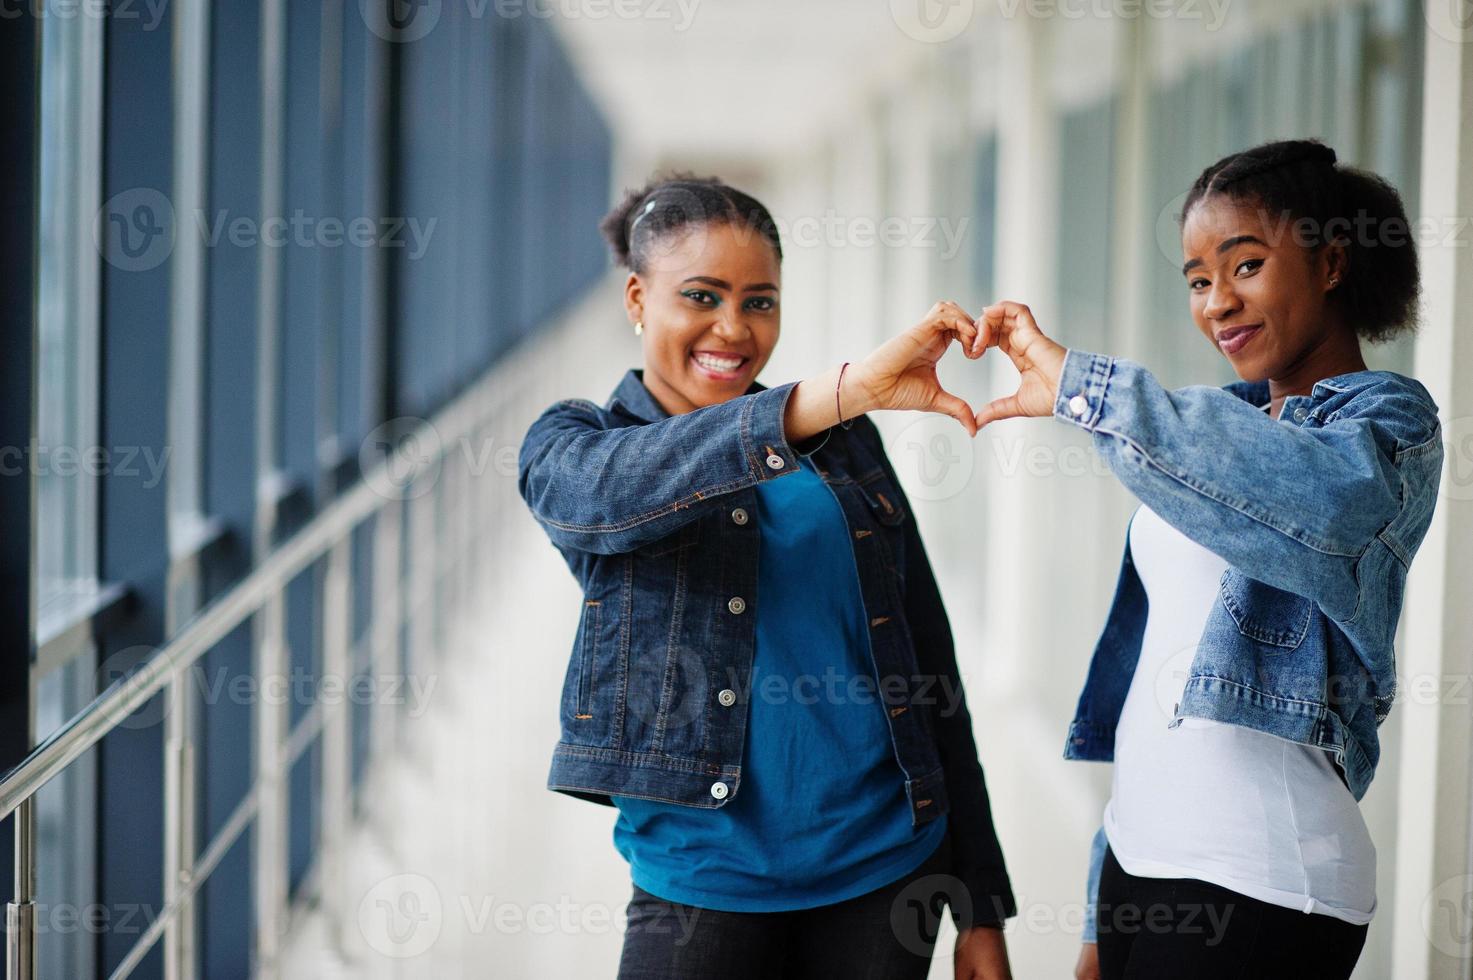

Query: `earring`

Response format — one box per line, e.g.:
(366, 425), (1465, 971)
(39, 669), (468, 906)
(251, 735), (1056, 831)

(634, 321), (643, 336)
(1328, 277), (1339, 288)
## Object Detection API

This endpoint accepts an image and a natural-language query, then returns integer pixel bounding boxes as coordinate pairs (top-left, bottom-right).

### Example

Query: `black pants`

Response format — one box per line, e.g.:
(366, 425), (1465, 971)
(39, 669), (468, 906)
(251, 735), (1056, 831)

(617, 833), (957, 979)
(1097, 845), (1369, 980)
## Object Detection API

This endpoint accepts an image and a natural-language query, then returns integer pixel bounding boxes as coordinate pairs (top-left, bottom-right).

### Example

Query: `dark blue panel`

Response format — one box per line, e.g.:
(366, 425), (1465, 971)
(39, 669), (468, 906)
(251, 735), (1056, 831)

(285, 562), (320, 894)
(286, 564), (319, 730)
(97, 4), (173, 975)
(339, 6), (371, 450)
(280, 0), (324, 492)
(197, 828), (252, 980)
(205, 0), (261, 578)
(350, 517), (375, 798)
(0, 0), (37, 790)
(288, 739), (320, 896)
(198, 626), (254, 844)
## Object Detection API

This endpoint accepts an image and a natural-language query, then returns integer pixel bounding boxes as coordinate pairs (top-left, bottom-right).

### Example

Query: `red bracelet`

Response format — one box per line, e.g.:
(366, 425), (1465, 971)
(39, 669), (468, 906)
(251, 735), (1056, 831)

(835, 362), (855, 430)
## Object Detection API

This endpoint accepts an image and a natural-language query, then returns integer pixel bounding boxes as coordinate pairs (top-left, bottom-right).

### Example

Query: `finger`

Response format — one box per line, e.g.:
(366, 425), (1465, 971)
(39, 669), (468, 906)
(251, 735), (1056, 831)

(932, 388), (979, 438)
(991, 300), (1046, 345)
(921, 307), (978, 358)
(981, 302), (1019, 349)
(949, 313), (980, 356)
(974, 305), (1003, 354)
(974, 393), (1024, 429)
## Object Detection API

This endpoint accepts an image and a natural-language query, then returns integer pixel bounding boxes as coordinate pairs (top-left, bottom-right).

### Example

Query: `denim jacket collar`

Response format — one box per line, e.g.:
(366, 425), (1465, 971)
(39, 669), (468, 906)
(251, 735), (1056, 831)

(607, 368), (771, 425)
(1223, 369), (1403, 418)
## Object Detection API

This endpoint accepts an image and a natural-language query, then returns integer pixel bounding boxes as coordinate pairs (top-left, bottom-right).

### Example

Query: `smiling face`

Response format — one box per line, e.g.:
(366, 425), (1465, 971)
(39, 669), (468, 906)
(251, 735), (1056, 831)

(1181, 195), (1348, 383)
(624, 220), (781, 415)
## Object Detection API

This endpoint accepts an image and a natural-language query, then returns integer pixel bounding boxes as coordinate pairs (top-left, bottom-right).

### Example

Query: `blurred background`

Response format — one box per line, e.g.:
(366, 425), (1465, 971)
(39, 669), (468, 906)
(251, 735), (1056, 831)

(3, 0), (1471, 977)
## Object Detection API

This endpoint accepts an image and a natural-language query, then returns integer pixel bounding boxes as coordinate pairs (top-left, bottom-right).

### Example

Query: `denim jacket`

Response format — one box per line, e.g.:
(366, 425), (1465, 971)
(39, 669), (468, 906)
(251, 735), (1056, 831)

(517, 369), (1017, 929)
(1053, 350), (1443, 942)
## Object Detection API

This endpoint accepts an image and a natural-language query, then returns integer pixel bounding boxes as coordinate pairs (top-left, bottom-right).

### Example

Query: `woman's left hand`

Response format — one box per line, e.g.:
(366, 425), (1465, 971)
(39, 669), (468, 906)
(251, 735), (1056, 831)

(955, 925), (1013, 980)
(972, 301), (1068, 428)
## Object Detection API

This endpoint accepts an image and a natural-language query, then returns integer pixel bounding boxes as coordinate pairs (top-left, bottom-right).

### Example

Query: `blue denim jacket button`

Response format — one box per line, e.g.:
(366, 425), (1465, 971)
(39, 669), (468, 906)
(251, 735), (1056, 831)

(728, 596), (747, 615)
(710, 781), (729, 799)
(765, 453), (785, 470)
(1068, 394), (1089, 417)
(731, 507), (749, 525)
(718, 689), (737, 707)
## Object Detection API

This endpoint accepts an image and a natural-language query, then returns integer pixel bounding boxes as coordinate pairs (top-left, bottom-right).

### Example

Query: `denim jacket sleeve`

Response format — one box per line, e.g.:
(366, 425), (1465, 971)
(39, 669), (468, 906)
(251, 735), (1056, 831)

(1052, 349), (1430, 623)
(518, 382), (803, 554)
(1082, 824), (1107, 943)
(871, 421), (1017, 931)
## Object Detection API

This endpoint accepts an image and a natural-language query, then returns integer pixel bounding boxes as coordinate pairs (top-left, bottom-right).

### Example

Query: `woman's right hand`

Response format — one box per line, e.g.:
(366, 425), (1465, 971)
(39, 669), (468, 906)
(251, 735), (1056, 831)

(1074, 942), (1100, 980)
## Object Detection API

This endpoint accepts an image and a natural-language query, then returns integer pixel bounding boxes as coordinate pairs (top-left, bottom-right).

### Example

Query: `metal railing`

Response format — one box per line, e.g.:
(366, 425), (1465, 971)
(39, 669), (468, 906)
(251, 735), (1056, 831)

(0, 341), (522, 980)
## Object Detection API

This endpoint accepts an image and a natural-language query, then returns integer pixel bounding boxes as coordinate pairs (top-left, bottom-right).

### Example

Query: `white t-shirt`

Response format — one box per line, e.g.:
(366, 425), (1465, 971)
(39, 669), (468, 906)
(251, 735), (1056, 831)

(1101, 503), (1377, 924)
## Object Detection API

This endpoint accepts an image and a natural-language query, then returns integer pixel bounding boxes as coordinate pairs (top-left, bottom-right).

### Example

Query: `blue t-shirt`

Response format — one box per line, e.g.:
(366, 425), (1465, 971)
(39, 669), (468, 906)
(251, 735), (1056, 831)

(610, 453), (947, 911)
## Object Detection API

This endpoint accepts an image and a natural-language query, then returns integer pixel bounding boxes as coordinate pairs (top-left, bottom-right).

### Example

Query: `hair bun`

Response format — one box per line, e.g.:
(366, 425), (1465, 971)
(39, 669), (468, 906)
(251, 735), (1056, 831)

(1297, 142), (1337, 167)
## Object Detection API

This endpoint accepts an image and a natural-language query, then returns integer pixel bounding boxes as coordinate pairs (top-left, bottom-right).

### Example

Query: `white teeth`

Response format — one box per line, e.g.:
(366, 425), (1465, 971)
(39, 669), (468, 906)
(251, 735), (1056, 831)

(693, 352), (744, 372)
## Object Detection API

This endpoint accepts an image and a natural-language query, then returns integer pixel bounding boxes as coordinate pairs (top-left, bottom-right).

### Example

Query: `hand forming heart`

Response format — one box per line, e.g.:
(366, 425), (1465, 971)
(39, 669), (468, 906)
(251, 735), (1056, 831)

(971, 300), (1068, 429)
(845, 300), (987, 436)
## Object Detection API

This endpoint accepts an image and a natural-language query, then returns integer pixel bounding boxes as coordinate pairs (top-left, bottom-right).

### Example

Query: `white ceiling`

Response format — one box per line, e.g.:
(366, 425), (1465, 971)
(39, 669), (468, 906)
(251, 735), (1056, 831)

(552, 0), (957, 167)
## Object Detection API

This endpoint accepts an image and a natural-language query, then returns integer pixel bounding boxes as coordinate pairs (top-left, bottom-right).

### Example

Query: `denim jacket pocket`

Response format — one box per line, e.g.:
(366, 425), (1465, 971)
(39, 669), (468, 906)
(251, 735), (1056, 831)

(1218, 569), (1313, 649)
(634, 516), (702, 559)
(573, 599), (601, 719)
(857, 470), (908, 526)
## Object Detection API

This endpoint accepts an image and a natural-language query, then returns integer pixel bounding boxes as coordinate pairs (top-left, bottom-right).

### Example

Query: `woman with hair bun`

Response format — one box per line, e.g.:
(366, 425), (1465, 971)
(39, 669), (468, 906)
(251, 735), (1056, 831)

(519, 174), (1016, 979)
(971, 140), (1443, 980)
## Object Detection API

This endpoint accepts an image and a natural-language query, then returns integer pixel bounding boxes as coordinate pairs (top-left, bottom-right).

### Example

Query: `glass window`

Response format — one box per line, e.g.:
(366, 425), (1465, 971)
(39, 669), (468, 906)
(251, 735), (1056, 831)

(36, 4), (103, 624)
(34, 5), (105, 978)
